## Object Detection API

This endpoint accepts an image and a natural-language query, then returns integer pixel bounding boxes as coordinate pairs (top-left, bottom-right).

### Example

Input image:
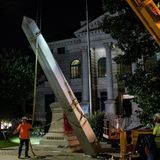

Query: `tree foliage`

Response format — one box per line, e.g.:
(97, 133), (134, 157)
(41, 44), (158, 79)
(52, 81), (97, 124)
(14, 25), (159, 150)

(0, 48), (35, 119)
(102, 0), (160, 124)
(88, 112), (105, 141)
(102, 0), (159, 64)
(118, 61), (160, 125)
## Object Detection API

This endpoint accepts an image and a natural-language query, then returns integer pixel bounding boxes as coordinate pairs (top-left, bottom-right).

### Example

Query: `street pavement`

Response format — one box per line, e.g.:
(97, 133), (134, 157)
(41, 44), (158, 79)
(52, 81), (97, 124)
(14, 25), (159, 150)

(0, 144), (112, 160)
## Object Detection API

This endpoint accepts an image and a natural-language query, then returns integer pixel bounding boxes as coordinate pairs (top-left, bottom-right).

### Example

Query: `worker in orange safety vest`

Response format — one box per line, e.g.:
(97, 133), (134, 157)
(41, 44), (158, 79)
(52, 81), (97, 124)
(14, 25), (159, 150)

(13, 116), (32, 159)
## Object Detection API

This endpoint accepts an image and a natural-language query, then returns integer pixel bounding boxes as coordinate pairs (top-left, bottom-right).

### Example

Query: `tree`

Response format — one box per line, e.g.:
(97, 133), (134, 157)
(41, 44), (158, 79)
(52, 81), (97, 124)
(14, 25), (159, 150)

(102, 0), (159, 64)
(0, 48), (35, 119)
(118, 61), (160, 125)
(101, 0), (160, 125)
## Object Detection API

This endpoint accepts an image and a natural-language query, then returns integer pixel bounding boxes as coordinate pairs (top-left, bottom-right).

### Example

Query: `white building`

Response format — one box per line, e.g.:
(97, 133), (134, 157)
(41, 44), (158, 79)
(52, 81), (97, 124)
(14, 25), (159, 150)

(35, 13), (124, 122)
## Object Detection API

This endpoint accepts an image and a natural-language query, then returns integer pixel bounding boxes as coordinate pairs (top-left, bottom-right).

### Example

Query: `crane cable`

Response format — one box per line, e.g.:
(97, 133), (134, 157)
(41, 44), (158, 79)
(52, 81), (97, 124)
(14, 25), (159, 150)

(29, 37), (39, 157)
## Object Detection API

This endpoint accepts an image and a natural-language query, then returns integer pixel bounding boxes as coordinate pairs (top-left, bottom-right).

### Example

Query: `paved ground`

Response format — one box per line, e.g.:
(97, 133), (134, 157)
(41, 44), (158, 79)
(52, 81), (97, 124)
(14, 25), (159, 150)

(0, 144), (113, 160)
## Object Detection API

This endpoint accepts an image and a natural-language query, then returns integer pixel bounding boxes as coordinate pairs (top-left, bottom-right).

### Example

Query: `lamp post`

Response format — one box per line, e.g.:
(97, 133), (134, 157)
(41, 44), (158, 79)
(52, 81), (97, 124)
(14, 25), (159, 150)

(86, 0), (92, 115)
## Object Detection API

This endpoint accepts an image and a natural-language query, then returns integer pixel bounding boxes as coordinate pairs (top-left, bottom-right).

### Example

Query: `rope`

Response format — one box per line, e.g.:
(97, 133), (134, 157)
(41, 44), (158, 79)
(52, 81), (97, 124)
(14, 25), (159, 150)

(30, 34), (39, 157)
(32, 117), (64, 130)
(32, 36), (39, 126)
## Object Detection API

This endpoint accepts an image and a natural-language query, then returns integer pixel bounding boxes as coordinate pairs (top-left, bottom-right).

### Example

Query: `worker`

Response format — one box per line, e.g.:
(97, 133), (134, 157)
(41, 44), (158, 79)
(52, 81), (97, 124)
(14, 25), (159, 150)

(153, 113), (160, 149)
(156, 0), (160, 9)
(140, 113), (160, 160)
(154, 0), (160, 8)
(13, 116), (32, 159)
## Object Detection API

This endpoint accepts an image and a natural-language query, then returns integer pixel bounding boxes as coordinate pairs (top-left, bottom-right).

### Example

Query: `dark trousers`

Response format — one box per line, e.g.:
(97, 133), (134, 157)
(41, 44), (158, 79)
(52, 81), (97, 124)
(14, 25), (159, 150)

(18, 139), (29, 157)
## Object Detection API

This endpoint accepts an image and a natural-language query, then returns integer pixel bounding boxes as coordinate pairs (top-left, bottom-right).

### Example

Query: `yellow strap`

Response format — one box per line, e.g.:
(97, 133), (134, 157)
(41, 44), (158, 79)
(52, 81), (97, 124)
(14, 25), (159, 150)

(29, 37), (39, 158)
(32, 38), (38, 126)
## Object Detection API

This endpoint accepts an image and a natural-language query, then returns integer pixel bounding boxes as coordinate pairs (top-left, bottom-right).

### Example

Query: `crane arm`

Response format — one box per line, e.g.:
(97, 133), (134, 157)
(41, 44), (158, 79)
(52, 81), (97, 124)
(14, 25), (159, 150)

(126, 0), (160, 46)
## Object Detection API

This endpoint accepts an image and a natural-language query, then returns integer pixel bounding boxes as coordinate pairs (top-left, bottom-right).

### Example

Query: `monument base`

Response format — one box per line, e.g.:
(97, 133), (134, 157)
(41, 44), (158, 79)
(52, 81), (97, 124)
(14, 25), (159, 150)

(39, 102), (69, 149)
(40, 132), (69, 148)
(39, 102), (81, 152)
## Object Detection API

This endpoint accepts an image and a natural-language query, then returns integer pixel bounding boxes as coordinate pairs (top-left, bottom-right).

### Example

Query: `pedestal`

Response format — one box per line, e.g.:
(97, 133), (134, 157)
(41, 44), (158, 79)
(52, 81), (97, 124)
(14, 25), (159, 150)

(40, 102), (68, 148)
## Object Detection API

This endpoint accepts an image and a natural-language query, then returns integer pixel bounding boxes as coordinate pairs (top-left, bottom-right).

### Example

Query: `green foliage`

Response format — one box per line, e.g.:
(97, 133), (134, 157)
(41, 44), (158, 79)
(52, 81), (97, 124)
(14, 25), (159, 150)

(118, 61), (160, 125)
(32, 121), (45, 136)
(102, 0), (160, 63)
(0, 140), (18, 149)
(102, 1), (160, 125)
(88, 112), (105, 141)
(0, 48), (35, 118)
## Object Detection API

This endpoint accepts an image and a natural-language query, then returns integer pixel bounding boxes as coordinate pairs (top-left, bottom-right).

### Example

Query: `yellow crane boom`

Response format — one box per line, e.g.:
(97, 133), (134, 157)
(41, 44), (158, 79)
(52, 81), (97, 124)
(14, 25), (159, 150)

(126, 0), (160, 46)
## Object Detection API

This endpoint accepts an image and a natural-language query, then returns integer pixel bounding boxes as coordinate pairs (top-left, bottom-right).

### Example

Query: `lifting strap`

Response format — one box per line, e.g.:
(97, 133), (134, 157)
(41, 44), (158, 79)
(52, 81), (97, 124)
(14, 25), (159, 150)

(32, 36), (39, 126)
(30, 37), (39, 157)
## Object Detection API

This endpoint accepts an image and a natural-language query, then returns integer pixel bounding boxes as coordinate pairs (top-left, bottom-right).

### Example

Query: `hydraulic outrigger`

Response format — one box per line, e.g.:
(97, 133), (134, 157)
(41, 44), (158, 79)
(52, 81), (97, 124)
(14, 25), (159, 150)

(22, 16), (101, 157)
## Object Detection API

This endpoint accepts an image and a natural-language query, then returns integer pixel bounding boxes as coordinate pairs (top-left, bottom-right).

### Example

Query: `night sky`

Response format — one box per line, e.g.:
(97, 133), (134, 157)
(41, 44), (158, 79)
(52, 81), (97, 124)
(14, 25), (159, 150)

(0, 0), (103, 49)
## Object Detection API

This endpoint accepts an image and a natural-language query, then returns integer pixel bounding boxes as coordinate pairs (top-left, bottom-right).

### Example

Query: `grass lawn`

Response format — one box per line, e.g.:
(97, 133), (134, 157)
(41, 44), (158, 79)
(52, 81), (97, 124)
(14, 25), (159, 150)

(0, 136), (41, 149)
(0, 139), (18, 149)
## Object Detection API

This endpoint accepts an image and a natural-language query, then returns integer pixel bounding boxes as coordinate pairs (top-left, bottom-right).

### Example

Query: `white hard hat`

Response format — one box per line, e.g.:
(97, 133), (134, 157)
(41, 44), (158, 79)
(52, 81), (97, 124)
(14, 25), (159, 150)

(153, 113), (160, 121)
(22, 116), (28, 120)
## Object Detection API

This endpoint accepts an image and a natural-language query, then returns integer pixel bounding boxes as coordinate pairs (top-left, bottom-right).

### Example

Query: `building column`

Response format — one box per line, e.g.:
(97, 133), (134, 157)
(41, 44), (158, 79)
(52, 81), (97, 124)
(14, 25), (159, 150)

(35, 92), (46, 122)
(81, 47), (89, 106)
(104, 43), (116, 117)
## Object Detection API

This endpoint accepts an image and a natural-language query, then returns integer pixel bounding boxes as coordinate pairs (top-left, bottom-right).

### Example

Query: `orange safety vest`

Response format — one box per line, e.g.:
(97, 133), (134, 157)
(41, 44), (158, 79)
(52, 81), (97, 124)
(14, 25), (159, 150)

(17, 123), (32, 139)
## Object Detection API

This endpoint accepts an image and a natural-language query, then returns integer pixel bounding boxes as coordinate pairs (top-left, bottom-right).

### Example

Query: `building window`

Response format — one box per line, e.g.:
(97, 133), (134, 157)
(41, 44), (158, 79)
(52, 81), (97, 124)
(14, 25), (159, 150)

(70, 60), (81, 79)
(98, 58), (106, 77)
(100, 92), (107, 111)
(57, 47), (65, 54)
(74, 92), (82, 103)
(117, 63), (131, 75)
(50, 48), (53, 53)
(144, 55), (157, 71)
(123, 99), (132, 117)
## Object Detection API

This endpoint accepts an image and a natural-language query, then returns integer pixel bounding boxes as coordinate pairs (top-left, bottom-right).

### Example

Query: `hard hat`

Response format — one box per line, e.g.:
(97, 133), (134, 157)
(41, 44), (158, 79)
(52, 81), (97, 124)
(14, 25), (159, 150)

(153, 113), (160, 121)
(22, 116), (28, 120)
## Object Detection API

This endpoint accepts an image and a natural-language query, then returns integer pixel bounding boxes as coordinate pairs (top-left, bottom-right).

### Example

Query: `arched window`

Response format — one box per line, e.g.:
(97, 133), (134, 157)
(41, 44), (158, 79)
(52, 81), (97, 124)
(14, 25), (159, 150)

(98, 58), (106, 77)
(70, 60), (81, 79)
